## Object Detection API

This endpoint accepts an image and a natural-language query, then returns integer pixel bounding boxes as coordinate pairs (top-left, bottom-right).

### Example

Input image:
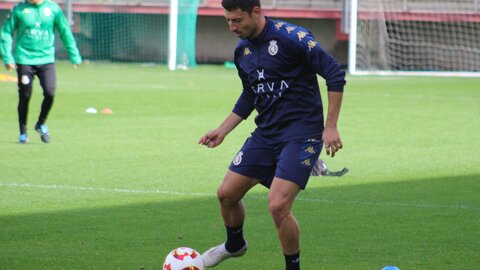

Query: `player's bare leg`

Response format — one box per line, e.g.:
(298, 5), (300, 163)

(268, 177), (301, 269)
(202, 170), (259, 267)
(218, 170), (259, 227)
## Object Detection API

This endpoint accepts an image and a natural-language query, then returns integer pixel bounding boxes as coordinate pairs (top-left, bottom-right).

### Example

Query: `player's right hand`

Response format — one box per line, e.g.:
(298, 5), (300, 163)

(198, 129), (225, 148)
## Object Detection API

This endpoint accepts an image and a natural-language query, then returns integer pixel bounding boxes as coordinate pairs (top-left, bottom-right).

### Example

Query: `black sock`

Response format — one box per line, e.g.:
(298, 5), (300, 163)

(224, 225), (246, 253)
(285, 252), (300, 270)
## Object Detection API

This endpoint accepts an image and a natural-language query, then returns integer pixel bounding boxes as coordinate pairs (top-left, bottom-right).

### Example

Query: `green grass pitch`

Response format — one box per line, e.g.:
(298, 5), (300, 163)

(0, 62), (479, 269)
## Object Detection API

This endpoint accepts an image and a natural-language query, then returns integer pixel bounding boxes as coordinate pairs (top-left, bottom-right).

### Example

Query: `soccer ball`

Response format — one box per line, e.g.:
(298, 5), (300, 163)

(163, 247), (205, 270)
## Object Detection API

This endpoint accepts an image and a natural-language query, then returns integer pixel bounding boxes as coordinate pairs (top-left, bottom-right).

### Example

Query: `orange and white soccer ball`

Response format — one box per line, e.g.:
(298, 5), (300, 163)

(163, 247), (205, 270)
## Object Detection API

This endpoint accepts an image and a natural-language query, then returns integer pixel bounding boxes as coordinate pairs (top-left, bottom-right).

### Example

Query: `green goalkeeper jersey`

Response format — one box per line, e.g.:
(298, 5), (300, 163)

(0, 0), (81, 65)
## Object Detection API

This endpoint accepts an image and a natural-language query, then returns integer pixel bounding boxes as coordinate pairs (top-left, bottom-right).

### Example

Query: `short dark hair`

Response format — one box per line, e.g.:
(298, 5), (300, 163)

(221, 0), (261, 13)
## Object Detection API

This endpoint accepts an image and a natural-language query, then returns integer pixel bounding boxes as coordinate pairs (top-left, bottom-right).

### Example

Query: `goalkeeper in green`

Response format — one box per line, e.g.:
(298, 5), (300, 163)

(1, 0), (82, 144)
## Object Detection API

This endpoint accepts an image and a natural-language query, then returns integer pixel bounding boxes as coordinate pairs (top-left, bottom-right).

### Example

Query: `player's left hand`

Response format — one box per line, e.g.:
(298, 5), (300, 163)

(323, 126), (343, 157)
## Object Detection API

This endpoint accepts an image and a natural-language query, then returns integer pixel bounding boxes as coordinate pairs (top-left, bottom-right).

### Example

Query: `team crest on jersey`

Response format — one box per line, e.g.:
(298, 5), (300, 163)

(44, 7), (52, 17)
(268, 40), (278, 56)
(23, 8), (31, 14)
(244, 47), (251, 56)
(297, 31), (307, 42)
(232, 151), (243, 166)
(307, 40), (318, 51)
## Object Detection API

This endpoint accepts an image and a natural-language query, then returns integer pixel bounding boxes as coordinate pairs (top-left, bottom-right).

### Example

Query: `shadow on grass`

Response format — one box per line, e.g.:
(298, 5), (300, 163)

(0, 173), (479, 270)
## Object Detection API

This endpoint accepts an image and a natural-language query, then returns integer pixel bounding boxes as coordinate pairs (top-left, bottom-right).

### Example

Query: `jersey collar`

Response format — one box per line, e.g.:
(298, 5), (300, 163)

(248, 17), (272, 44)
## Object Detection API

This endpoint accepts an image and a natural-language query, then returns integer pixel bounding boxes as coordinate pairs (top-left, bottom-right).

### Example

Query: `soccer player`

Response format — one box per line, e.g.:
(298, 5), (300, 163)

(198, 0), (346, 269)
(1, 0), (82, 144)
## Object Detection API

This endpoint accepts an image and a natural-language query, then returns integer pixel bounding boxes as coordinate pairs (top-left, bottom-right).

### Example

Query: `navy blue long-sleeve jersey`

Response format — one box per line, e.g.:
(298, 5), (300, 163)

(232, 17), (346, 141)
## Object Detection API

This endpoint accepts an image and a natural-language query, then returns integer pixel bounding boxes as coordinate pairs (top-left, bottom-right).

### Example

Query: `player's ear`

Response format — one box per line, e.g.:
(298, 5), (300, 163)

(251, 6), (261, 19)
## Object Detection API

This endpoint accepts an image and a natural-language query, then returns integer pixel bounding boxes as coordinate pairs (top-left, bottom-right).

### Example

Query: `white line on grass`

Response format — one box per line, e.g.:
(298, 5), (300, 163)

(0, 182), (212, 197)
(1, 182), (477, 211)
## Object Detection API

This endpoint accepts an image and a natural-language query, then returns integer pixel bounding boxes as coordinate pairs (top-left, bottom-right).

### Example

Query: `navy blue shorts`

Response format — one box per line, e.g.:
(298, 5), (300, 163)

(229, 133), (323, 189)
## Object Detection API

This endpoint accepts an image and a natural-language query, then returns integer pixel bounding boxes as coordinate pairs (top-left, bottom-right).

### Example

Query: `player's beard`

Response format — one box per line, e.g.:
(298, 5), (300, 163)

(238, 24), (259, 40)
